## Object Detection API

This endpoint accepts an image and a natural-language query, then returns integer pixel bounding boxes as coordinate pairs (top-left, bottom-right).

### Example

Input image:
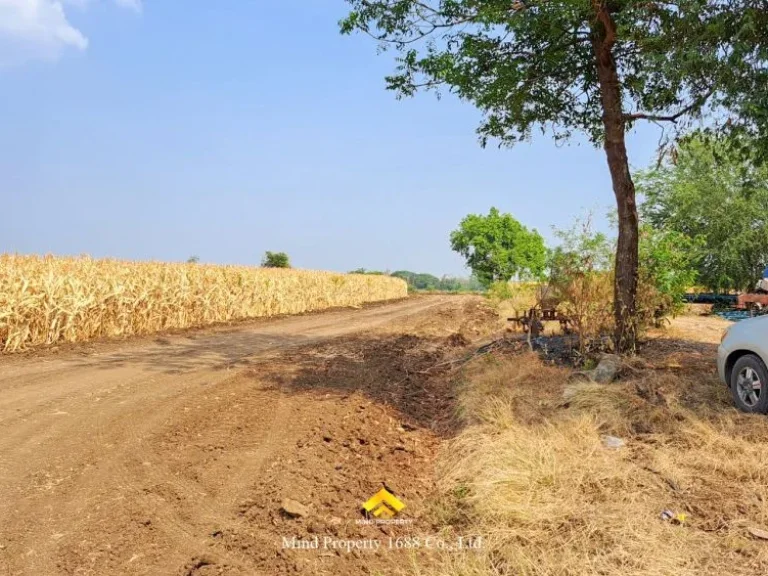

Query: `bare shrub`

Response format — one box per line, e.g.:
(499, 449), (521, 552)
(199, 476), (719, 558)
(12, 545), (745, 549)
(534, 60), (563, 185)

(548, 217), (614, 354)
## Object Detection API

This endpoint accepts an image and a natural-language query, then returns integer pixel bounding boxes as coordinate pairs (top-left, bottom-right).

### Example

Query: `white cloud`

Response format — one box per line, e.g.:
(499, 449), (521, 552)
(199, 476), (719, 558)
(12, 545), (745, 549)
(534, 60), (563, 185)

(114, 0), (140, 12)
(0, 0), (140, 66)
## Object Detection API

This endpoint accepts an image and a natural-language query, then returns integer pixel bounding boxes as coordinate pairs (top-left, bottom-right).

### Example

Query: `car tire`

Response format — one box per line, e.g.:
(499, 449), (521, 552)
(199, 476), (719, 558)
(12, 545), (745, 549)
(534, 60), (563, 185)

(730, 354), (768, 414)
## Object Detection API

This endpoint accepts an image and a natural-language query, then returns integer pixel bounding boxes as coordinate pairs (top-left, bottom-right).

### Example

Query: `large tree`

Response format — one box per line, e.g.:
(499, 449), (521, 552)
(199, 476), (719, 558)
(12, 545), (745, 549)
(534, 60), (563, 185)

(261, 251), (291, 268)
(638, 137), (768, 292)
(449, 207), (546, 286)
(341, 0), (768, 351)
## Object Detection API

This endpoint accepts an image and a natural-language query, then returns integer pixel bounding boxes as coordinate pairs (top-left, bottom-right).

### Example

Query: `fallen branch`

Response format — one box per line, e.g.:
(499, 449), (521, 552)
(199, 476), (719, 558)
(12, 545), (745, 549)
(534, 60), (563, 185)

(417, 335), (523, 375)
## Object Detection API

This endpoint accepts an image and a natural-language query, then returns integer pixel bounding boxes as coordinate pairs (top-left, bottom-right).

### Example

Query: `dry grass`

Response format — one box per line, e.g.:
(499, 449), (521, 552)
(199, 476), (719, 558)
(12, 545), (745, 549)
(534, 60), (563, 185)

(420, 316), (768, 576)
(0, 254), (407, 351)
(656, 313), (732, 344)
(495, 283), (542, 330)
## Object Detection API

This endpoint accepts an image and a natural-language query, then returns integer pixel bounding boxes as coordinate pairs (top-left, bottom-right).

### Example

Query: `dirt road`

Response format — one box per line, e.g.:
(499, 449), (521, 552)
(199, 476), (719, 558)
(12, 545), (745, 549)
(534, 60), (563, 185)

(0, 296), (495, 576)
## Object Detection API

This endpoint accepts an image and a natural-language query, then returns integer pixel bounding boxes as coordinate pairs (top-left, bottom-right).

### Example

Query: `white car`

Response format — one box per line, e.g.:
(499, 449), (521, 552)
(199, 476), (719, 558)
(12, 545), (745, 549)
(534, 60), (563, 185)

(718, 316), (768, 413)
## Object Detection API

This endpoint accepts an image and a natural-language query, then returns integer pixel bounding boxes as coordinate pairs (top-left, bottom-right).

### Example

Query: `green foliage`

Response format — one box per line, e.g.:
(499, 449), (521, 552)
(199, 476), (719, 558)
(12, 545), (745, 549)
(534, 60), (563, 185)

(390, 271), (484, 292)
(549, 219), (614, 281)
(637, 137), (768, 292)
(391, 270), (441, 290)
(186, 255), (200, 264)
(548, 215), (698, 337)
(435, 276), (462, 292)
(340, 1), (759, 147)
(435, 274), (485, 292)
(486, 281), (515, 303)
(449, 208), (547, 287)
(544, 212), (699, 343)
(690, 7), (768, 161)
(637, 225), (701, 315)
(261, 251), (291, 269)
(341, 0), (768, 350)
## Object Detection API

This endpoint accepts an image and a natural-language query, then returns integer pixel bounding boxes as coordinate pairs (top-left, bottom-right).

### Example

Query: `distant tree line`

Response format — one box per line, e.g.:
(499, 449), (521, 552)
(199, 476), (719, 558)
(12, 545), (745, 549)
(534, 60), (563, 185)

(348, 269), (484, 292)
(390, 271), (484, 292)
(348, 268), (386, 275)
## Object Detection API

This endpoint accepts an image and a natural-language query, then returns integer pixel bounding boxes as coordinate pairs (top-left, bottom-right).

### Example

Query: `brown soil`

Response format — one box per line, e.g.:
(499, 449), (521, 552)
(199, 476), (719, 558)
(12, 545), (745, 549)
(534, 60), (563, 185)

(0, 295), (501, 576)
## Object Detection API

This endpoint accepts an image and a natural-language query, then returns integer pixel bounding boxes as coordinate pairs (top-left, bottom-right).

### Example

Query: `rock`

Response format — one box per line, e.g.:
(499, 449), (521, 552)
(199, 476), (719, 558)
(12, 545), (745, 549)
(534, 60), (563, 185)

(601, 435), (625, 449)
(590, 354), (621, 383)
(748, 527), (768, 540)
(281, 498), (309, 518)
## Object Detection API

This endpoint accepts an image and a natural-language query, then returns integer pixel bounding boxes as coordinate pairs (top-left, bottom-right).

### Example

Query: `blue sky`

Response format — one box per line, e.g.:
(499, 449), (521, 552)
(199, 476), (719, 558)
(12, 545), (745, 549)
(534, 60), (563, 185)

(1, 1), (662, 276)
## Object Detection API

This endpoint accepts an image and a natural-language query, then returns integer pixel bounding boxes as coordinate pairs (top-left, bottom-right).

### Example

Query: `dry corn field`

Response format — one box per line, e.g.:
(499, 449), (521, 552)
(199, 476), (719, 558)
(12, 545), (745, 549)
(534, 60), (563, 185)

(0, 254), (407, 352)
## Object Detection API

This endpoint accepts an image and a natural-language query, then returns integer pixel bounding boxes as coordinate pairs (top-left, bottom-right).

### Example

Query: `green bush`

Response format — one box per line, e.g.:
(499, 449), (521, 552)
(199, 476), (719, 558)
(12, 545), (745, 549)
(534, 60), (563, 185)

(636, 225), (701, 326)
(486, 281), (515, 302)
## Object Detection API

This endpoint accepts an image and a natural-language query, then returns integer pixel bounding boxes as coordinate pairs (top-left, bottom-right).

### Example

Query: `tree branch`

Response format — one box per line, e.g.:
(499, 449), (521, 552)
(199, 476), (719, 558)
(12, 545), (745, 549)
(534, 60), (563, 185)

(623, 88), (715, 123)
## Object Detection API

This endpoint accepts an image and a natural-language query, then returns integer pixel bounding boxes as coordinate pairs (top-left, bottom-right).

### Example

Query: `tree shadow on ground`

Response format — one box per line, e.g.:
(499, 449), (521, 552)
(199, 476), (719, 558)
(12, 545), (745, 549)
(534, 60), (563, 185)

(252, 332), (466, 436)
(634, 336), (735, 414)
(250, 329), (737, 439)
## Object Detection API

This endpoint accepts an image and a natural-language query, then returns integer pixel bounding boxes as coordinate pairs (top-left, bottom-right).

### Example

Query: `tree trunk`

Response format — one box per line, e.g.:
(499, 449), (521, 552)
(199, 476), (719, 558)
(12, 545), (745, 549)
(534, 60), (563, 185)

(591, 3), (639, 353)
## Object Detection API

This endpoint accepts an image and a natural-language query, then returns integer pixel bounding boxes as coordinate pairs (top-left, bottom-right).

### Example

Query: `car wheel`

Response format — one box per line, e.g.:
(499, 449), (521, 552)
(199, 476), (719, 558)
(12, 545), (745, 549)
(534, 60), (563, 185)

(730, 354), (768, 414)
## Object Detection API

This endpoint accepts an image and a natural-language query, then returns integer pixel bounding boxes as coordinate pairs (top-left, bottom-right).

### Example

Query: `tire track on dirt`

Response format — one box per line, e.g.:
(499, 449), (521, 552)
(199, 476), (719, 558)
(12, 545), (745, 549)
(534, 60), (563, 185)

(0, 296), (458, 576)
